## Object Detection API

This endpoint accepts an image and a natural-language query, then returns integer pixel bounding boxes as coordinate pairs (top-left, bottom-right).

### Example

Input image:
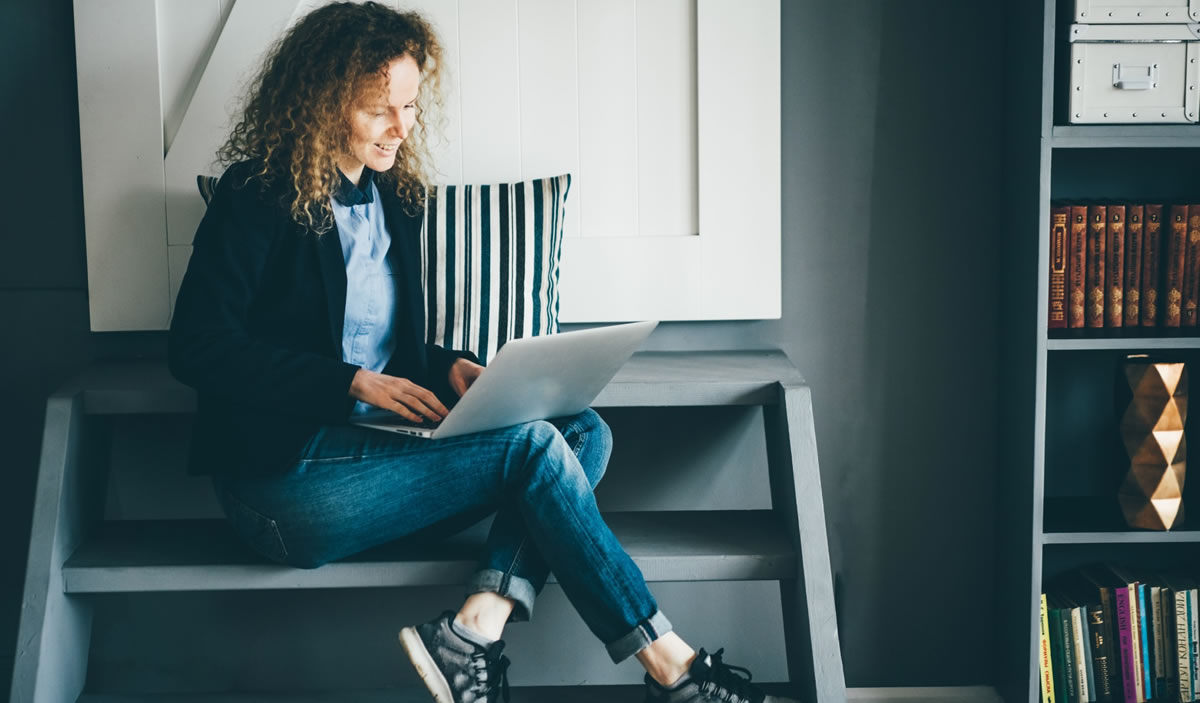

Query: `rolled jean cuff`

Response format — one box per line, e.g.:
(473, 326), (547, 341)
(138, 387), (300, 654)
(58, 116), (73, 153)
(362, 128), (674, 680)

(606, 610), (673, 664)
(465, 568), (538, 623)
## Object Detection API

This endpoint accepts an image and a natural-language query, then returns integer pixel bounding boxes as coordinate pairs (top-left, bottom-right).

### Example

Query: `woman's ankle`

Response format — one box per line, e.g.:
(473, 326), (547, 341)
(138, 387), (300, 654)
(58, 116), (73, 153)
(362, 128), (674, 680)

(637, 632), (697, 688)
(455, 592), (515, 641)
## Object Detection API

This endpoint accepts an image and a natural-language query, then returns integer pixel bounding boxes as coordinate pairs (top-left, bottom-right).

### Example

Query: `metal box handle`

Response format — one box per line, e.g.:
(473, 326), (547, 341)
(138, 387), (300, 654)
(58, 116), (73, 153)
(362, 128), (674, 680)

(1112, 63), (1158, 90)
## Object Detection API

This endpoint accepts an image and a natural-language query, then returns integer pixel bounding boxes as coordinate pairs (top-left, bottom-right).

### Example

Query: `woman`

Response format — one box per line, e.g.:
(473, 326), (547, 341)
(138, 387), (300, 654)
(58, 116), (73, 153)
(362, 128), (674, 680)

(167, 3), (799, 702)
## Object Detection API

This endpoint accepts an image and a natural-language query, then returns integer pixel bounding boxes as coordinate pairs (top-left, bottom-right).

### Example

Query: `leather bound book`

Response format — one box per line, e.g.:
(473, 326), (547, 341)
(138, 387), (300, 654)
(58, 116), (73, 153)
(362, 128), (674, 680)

(1141, 205), (1164, 328)
(1107, 205), (1126, 328)
(1049, 205), (1069, 329)
(1071, 205), (1088, 329)
(1187, 204), (1200, 328)
(1125, 205), (1144, 328)
(1166, 204), (1188, 328)
(1088, 204), (1108, 329)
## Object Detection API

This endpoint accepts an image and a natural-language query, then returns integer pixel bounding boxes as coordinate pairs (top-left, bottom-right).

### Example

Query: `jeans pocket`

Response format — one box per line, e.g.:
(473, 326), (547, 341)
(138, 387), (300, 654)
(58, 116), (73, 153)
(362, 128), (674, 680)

(216, 489), (289, 564)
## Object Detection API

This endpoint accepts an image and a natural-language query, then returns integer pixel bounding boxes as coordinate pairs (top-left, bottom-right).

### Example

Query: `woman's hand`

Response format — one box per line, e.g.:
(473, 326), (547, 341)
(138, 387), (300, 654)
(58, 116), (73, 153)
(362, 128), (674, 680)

(448, 357), (484, 398)
(349, 369), (449, 423)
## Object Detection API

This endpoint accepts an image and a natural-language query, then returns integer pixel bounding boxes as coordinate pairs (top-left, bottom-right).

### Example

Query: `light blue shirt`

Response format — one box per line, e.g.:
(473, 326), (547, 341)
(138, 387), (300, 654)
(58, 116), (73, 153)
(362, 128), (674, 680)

(331, 170), (398, 416)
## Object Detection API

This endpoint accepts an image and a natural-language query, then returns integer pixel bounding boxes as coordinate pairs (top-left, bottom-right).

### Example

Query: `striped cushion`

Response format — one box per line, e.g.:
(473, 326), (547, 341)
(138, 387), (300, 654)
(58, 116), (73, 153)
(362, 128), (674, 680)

(197, 172), (571, 365)
(421, 174), (571, 364)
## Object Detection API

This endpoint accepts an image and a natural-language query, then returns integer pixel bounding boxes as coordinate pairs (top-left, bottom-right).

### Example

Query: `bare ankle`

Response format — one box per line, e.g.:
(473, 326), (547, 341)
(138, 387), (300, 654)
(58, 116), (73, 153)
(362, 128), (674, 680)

(636, 632), (696, 688)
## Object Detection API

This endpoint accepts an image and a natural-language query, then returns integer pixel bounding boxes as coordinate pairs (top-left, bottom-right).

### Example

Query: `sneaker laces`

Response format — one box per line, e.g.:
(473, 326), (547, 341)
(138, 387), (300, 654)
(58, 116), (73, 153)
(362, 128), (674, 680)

(468, 639), (511, 703)
(694, 648), (766, 703)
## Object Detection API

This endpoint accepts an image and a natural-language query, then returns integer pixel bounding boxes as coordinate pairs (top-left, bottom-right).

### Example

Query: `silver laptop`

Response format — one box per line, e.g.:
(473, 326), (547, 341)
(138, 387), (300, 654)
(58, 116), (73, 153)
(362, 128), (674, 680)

(350, 320), (658, 439)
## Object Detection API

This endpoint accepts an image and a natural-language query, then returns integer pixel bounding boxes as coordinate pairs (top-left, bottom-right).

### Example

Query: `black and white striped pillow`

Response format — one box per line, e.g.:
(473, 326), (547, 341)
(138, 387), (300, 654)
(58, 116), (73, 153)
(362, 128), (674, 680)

(197, 172), (571, 365)
(421, 174), (571, 364)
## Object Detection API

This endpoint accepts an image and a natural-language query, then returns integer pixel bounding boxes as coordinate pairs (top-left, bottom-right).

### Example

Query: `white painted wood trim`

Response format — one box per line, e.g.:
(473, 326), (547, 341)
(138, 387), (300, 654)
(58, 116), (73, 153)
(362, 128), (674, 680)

(848, 687), (1005, 703)
(75, 0), (170, 332)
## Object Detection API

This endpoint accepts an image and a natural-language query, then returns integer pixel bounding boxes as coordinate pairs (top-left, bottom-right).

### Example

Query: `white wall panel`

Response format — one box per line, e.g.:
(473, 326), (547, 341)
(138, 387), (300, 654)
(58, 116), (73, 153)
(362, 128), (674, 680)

(636, 0), (698, 238)
(157, 0), (224, 153)
(576, 0), (639, 239)
(164, 0), (299, 247)
(517, 0), (581, 240)
(397, 0), (464, 185)
(457, 0), (523, 184)
(75, 0), (170, 331)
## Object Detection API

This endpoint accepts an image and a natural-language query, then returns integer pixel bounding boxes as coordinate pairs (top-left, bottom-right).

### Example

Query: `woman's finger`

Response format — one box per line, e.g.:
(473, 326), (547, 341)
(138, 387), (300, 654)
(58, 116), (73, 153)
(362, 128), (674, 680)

(389, 400), (426, 424)
(396, 391), (444, 421)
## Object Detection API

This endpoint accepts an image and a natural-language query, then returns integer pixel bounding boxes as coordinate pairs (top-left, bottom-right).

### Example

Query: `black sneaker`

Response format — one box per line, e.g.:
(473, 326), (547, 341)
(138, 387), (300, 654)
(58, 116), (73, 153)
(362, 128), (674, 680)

(399, 611), (511, 703)
(643, 648), (800, 703)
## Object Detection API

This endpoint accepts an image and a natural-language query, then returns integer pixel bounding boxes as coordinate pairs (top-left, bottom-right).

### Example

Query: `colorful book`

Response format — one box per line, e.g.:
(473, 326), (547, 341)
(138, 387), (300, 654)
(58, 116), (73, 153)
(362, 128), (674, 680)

(1107, 204), (1126, 328)
(1088, 204), (1109, 328)
(1072, 205), (1089, 328)
(1050, 205), (1069, 329)
(1116, 586), (1140, 702)
(1044, 594), (1059, 703)
(1125, 205), (1144, 327)
(1142, 204), (1164, 328)
(1166, 204), (1189, 328)
(1077, 605), (1096, 702)
(1185, 203), (1200, 327)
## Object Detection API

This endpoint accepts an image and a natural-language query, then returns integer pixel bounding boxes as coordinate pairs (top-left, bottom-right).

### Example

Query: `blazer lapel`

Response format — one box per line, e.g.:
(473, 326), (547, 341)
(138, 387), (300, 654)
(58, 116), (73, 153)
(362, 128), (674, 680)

(314, 224), (348, 358)
(381, 190), (427, 356)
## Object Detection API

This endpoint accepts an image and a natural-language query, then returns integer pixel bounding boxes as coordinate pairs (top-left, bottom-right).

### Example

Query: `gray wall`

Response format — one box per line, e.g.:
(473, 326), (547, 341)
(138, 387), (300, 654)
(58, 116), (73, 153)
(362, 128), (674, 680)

(1, 0), (1004, 694)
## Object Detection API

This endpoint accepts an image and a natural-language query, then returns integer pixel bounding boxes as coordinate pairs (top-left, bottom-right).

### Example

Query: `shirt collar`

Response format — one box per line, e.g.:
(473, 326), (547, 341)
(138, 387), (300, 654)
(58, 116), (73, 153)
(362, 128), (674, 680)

(333, 167), (377, 206)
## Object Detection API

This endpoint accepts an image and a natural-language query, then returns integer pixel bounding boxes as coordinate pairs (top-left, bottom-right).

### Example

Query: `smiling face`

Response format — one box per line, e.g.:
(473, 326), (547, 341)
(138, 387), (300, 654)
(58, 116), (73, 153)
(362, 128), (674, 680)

(337, 54), (420, 185)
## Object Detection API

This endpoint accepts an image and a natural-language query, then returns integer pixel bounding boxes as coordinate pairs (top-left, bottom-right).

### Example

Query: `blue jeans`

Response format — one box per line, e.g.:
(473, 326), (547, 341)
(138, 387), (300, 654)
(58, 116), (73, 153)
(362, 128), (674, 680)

(211, 408), (671, 663)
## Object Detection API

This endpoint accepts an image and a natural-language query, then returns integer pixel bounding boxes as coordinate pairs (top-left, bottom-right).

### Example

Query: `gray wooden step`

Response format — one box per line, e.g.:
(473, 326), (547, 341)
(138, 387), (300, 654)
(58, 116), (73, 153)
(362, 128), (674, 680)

(63, 511), (796, 593)
(62, 350), (803, 414)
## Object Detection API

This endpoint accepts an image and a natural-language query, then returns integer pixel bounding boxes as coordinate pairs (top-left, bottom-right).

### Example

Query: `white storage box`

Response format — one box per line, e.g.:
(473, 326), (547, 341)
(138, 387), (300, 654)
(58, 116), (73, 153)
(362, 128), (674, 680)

(1069, 23), (1200, 123)
(1076, 0), (1200, 23)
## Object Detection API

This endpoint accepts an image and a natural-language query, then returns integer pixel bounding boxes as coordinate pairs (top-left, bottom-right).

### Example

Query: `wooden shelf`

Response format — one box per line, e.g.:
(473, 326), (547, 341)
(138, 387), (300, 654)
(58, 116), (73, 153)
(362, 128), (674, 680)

(1051, 125), (1200, 149)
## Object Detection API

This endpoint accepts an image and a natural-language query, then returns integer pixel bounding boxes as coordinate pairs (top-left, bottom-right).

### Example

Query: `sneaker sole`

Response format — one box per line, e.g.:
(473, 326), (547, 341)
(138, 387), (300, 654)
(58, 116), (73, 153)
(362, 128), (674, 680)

(398, 626), (455, 703)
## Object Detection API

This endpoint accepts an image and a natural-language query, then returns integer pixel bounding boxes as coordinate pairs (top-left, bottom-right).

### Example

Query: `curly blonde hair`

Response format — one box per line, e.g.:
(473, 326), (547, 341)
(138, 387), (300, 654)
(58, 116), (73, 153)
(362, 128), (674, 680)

(218, 1), (446, 232)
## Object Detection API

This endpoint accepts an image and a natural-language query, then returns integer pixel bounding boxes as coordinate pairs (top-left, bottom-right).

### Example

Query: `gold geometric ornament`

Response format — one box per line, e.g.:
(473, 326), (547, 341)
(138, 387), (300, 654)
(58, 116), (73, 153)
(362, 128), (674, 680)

(1116, 356), (1187, 530)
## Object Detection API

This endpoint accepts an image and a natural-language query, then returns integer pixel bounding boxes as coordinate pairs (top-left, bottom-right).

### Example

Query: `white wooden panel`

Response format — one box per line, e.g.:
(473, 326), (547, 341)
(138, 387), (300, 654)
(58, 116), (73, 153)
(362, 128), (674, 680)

(560, 237), (702, 321)
(397, 0), (464, 184)
(637, 0), (698, 237)
(518, 0), (581, 240)
(695, 0), (780, 319)
(576, 0), (639, 238)
(75, 0), (170, 331)
(164, 0), (300, 246)
(458, 0), (523, 184)
(157, 0), (223, 153)
(167, 245), (193, 317)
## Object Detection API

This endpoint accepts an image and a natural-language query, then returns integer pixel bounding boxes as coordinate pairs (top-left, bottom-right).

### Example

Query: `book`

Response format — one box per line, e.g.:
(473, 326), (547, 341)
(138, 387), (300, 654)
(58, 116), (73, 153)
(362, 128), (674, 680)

(1185, 203), (1200, 327)
(1116, 586), (1140, 702)
(1079, 566), (1128, 702)
(1136, 584), (1151, 700)
(1051, 598), (1077, 702)
(1044, 594), (1059, 703)
(1166, 205), (1189, 328)
(1088, 204), (1109, 328)
(1142, 204), (1164, 328)
(1125, 205), (1144, 327)
(1076, 605), (1096, 702)
(1107, 205), (1126, 328)
(1191, 588), (1198, 701)
(1189, 204), (1200, 330)
(1151, 585), (1164, 699)
(1072, 205), (1089, 328)
(1089, 601), (1116, 702)
(1050, 206), (1069, 329)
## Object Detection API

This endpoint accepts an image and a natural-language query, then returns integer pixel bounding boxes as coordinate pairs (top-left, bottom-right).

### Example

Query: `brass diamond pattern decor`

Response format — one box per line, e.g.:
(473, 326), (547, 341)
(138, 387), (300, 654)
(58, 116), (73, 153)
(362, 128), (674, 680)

(1117, 356), (1188, 530)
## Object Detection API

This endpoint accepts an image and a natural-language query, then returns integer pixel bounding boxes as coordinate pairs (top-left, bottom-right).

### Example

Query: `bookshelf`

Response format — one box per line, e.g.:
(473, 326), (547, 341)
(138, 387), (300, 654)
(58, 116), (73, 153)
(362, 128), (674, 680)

(1000, 2), (1200, 702)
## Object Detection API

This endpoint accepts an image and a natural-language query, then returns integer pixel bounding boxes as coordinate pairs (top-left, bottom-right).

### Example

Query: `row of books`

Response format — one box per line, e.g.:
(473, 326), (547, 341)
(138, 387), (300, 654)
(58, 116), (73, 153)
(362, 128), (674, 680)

(1047, 203), (1200, 331)
(1040, 563), (1200, 703)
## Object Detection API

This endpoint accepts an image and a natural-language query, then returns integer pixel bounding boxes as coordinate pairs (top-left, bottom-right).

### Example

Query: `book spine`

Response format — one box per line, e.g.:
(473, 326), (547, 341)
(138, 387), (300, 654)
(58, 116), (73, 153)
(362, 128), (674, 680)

(1130, 585), (1145, 702)
(1072, 205), (1089, 328)
(1118, 588), (1139, 703)
(1185, 587), (1195, 695)
(1076, 606), (1095, 702)
(1088, 204), (1109, 328)
(1044, 595), (1058, 703)
(1167, 205), (1189, 328)
(1185, 204), (1200, 327)
(1165, 589), (1177, 702)
(1108, 205), (1126, 328)
(1126, 205), (1144, 327)
(1091, 602), (1115, 702)
(1179, 590), (1193, 702)
(1142, 204), (1164, 328)
(1152, 586), (1164, 699)
(1050, 206), (1069, 329)
(1064, 606), (1080, 702)
(1054, 605), (1070, 702)
(1138, 585), (1151, 700)
(1189, 205), (1200, 329)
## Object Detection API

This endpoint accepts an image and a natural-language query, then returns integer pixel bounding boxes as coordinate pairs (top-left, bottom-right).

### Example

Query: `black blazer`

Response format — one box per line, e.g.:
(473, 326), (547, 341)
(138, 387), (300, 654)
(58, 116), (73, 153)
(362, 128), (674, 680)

(168, 162), (474, 477)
